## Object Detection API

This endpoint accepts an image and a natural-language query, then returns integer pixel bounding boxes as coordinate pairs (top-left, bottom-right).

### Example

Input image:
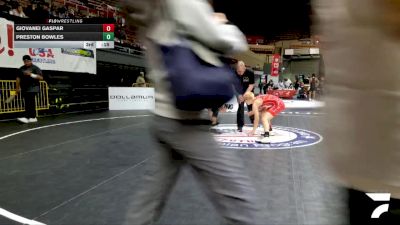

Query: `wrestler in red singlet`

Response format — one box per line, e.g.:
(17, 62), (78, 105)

(255, 94), (286, 116)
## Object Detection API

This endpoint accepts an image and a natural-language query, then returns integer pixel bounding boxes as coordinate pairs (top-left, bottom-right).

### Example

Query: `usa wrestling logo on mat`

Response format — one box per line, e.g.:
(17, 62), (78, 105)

(211, 125), (323, 150)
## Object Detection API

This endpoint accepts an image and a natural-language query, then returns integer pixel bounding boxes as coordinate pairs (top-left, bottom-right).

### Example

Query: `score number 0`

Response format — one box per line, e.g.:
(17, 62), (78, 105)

(102, 24), (115, 41)
(102, 24), (115, 32)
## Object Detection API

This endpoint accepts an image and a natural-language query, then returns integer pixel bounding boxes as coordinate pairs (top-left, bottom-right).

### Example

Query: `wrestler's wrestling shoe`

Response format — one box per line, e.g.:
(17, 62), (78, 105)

(256, 136), (271, 144)
(256, 132), (271, 143)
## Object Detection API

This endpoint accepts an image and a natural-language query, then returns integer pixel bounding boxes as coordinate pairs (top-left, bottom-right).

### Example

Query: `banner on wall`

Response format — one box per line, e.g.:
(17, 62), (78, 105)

(109, 87), (155, 110)
(0, 18), (96, 74)
(270, 54), (280, 77)
(108, 87), (239, 112)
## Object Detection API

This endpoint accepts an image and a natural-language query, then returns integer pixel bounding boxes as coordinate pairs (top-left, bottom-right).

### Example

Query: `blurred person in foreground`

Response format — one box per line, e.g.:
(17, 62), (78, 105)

(16, 55), (43, 123)
(315, 0), (400, 224)
(122, 0), (259, 224)
(208, 107), (220, 126)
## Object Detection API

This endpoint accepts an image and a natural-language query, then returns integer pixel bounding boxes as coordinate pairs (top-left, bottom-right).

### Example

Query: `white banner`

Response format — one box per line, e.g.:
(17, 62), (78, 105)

(0, 18), (96, 74)
(108, 87), (155, 110)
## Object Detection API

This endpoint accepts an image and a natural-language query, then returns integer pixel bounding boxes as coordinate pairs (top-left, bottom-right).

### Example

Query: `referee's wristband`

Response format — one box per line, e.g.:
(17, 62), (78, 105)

(30, 74), (38, 79)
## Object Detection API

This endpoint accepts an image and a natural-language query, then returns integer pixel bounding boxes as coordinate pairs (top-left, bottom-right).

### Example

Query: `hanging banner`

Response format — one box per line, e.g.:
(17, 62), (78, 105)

(0, 18), (96, 74)
(270, 54), (280, 77)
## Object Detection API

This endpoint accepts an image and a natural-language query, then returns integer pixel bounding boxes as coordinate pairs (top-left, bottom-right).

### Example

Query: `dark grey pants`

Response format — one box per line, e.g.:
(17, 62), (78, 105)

(23, 92), (37, 119)
(126, 116), (258, 225)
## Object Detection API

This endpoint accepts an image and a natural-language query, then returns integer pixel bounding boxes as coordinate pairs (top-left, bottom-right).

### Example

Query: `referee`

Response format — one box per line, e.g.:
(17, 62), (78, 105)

(235, 60), (255, 132)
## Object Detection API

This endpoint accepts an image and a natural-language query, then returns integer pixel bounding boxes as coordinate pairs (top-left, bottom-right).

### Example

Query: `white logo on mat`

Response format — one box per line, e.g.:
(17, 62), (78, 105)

(212, 125), (322, 150)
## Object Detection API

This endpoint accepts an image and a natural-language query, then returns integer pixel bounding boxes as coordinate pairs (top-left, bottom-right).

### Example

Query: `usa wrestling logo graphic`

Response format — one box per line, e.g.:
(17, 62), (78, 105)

(212, 125), (323, 150)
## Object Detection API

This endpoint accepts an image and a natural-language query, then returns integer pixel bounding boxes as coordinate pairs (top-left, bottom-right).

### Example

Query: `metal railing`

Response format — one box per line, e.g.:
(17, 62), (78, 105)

(0, 80), (49, 114)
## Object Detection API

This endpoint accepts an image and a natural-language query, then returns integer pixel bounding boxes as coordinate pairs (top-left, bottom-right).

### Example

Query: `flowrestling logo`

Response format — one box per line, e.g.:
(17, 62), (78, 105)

(367, 193), (391, 219)
(212, 125), (323, 150)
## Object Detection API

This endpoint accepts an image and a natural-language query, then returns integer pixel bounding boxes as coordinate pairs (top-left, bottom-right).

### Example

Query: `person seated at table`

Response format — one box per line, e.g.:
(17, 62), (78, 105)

(267, 79), (274, 91)
(283, 78), (292, 89)
(277, 80), (285, 90)
(297, 82), (308, 99)
(135, 72), (146, 87)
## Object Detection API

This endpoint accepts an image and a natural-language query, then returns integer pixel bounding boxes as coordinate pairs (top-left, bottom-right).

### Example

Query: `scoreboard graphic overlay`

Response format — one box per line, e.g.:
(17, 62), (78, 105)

(14, 18), (115, 49)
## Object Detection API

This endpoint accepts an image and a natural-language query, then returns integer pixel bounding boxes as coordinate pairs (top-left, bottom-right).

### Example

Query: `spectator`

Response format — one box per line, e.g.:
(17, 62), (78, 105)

(58, 5), (68, 17)
(68, 7), (75, 18)
(114, 27), (122, 43)
(294, 75), (300, 90)
(297, 82), (307, 99)
(9, 3), (27, 18)
(25, 3), (38, 18)
(283, 77), (292, 89)
(16, 55), (44, 124)
(50, 5), (58, 17)
(135, 72), (146, 87)
(80, 0), (88, 6)
(120, 28), (127, 42)
(42, 2), (50, 16)
(258, 75), (266, 94)
(267, 79), (274, 90)
(277, 79), (285, 89)
(34, 2), (50, 19)
(317, 75), (324, 96)
(0, 0), (10, 13)
(121, 14), (126, 26)
(1, 0), (12, 9)
(309, 74), (319, 101)
(303, 75), (310, 84)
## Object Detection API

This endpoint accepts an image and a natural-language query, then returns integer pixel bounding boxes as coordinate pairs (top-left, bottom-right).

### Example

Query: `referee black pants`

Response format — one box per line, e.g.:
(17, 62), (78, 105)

(237, 101), (254, 129)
